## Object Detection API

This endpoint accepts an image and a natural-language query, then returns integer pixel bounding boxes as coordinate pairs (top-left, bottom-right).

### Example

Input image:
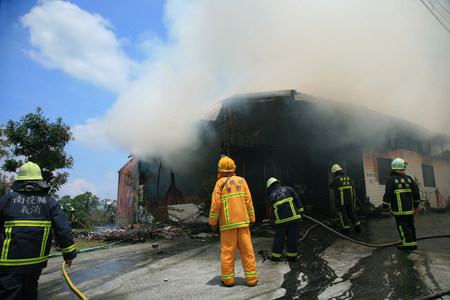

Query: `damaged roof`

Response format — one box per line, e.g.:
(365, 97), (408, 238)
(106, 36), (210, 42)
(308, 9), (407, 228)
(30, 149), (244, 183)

(201, 89), (450, 146)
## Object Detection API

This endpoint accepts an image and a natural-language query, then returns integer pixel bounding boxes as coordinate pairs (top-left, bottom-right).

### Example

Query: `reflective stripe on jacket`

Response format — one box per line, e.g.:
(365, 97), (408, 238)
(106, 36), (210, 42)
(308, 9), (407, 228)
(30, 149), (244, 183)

(0, 190), (77, 273)
(382, 173), (420, 215)
(209, 175), (255, 231)
(330, 174), (354, 206)
(268, 184), (304, 225)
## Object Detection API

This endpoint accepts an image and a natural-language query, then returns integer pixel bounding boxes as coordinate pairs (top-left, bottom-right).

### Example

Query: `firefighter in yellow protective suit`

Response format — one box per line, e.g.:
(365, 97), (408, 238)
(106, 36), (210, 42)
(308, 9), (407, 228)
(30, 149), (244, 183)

(209, 157), (258, 287)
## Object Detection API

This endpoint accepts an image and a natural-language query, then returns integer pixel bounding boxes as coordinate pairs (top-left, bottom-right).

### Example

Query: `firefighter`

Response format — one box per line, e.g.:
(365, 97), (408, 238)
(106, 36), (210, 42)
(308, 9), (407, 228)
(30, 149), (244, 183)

(329, 164), (361, 234)
(209, 156), (258, 287)
(69, 208), (78, 229)
(106, 202), (115, 225)
(0, 162), (76, 300)
(267, 177), (304, 262)
(382, 158), (420, 250)
(54, 205), (65, 251)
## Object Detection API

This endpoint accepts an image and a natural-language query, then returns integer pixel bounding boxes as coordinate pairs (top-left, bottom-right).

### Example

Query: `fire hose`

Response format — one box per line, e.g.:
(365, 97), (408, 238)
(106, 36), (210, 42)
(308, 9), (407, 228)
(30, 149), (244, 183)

(62, 261), (87, 300)
(301, 215), (450, 247)
(51, 238), (132, 299)
(301, 215), (450, 300)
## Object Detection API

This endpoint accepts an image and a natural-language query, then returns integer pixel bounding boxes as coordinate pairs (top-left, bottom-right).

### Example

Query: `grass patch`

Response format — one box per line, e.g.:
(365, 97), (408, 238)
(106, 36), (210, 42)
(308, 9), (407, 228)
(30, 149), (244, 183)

(50, 238), (114, 255)
(72, 227), (96, 232)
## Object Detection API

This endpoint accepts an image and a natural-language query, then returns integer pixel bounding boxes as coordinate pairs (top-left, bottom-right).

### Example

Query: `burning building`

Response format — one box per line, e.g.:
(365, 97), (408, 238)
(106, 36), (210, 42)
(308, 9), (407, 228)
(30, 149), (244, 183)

(117, 90), (450, 223)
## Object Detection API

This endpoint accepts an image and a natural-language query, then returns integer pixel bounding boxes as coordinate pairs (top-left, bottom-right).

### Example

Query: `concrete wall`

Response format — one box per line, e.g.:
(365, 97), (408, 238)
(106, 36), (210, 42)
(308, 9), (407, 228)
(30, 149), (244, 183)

(363, 145), (450, 208)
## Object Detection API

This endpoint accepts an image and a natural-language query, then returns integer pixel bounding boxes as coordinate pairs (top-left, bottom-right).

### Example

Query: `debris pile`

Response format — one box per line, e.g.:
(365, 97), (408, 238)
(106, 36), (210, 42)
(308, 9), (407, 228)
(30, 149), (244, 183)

(153, 225), (189, 239)
(70, 222), (214, 243)
(72, 224), (149, 243)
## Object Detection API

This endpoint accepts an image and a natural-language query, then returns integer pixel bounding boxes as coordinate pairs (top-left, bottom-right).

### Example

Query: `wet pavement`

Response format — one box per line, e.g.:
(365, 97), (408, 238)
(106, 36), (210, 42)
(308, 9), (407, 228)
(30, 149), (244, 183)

(38, 212), (450, 300)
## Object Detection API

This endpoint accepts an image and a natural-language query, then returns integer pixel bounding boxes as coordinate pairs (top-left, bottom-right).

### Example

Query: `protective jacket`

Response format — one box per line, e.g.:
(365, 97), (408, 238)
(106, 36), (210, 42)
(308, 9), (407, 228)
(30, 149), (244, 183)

(0, 180), (76, 274)
(268, 183), (304, 225)
(209, 175), (255, 231)
(383, 171), (420, 215)
(329, 171), (354, 206)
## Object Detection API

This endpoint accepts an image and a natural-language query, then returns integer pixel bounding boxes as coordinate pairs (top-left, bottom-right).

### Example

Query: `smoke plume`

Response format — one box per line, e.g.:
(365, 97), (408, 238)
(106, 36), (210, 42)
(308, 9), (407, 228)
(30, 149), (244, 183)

(26, 0), (450, 164)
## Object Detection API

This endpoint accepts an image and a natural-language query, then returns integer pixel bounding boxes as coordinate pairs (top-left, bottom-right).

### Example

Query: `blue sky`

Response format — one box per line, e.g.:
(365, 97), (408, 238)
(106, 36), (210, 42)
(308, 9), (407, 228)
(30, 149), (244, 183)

(1, 0), (449, 201)
(0, 0), (168, 200)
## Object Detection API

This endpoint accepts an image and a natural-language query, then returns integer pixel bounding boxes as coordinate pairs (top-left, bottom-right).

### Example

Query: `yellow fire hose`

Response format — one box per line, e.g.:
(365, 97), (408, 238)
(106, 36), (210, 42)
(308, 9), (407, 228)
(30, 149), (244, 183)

(62, 261), (88, 300)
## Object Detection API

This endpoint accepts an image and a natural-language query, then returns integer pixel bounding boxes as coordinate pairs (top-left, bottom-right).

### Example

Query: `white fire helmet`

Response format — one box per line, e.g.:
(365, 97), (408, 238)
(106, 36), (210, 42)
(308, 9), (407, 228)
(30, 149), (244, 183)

(391, 158), (407, 170)
(331, 164), (343, 174)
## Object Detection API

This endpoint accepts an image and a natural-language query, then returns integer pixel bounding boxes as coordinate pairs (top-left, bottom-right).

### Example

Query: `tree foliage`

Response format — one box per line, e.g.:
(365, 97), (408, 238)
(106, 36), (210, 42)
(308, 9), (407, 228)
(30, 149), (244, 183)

(57, 192), (115, 227)
(0, 173), (15, 197)
(1, 108), (74, 194)
(0, 125), (10, 160)
(0, 125), (14, 196)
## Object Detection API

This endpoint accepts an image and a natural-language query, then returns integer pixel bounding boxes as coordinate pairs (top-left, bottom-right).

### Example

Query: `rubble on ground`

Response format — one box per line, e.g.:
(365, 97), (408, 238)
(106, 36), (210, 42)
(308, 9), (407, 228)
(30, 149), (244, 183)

(70, 222), (214, 244)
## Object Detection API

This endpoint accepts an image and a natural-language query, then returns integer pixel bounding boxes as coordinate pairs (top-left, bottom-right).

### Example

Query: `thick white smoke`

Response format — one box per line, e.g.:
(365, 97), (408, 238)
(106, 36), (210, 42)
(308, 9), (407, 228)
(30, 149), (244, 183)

(24, 0), (450, 162)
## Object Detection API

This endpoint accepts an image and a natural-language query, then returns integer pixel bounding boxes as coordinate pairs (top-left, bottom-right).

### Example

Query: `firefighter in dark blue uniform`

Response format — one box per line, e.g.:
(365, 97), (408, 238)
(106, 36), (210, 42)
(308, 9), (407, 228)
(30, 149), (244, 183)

(382, 158), (420, 250)
(267, 177), (304, 262)
(0, 162), (77, 300)
(329, 164), (361, 234)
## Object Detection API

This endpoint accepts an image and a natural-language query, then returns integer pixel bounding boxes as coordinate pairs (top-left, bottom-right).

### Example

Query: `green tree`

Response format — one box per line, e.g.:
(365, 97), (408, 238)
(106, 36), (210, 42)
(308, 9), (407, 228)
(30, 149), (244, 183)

(0, 173), (15, 197)
(1, 108), (74, 194)
(0, 125), (14, 196)
(0, 125), (10, 160)
(71, 192), (100, 212)
(70, 192), (102, 227)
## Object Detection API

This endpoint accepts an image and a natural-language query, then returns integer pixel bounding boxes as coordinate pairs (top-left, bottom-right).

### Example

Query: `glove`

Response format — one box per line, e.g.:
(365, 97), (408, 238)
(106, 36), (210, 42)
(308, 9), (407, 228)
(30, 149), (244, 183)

(414, 207), (419, 214)
(382, 204), (389, 209)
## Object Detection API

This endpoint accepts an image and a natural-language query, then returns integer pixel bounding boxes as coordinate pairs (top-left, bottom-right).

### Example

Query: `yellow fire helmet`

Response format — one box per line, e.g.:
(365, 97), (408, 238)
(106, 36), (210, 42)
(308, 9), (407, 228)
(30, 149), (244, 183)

(16, 162), (44, 181)
(218, 156), (236, 173)
(267, 177), (280, 189)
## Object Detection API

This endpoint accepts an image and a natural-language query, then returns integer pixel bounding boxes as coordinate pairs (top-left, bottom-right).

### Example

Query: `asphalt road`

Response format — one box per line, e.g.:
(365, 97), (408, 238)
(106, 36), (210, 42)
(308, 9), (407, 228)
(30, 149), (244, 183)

(38, 211), (450, 300)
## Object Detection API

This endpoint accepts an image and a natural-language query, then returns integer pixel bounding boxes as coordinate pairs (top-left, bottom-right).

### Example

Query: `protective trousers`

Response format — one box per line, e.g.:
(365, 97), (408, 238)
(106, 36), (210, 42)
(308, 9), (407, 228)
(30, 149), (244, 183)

(395, 215), (417, 247)
(0, 269), (42, 300)
(272, 223), (298, 259)
(220, 227), (258, 286)
(338, 205), (360, 229)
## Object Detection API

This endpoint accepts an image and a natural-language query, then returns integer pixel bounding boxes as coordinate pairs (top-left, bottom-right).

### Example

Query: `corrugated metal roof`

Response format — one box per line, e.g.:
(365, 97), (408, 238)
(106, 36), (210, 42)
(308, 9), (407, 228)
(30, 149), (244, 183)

(201, 100), (225, 121)
(200, 89), (295, 121)
(200, 89), (450, 145)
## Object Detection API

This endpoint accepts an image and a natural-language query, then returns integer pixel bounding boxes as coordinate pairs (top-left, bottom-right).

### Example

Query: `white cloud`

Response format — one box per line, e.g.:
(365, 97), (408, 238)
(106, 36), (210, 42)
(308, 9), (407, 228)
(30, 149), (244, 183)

(58, 178), (117, 200)
(20, 0), (138, 93)
(58, 178), (97, 197)
(105, 171), (116, 179)
(71, 119), (120, 151)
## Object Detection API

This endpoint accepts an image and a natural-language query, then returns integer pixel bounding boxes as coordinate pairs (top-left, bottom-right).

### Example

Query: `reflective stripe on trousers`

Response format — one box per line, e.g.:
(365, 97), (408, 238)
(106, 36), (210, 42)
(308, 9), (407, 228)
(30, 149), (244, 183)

(220, 227), (258, 286)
